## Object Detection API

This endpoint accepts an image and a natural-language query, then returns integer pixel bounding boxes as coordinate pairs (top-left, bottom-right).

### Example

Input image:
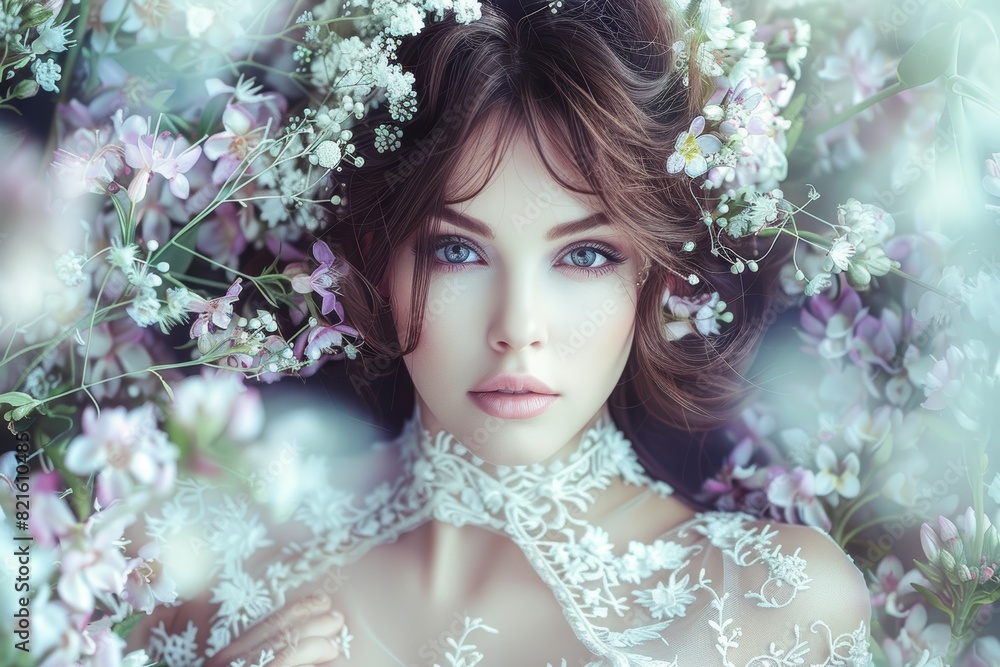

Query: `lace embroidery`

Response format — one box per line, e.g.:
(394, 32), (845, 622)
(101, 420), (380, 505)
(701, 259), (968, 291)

(143, 408), (875, 667)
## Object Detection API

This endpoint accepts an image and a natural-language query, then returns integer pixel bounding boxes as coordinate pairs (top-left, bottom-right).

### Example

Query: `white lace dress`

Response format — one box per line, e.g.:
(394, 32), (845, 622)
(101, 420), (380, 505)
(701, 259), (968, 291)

(140, 406), (876, 667)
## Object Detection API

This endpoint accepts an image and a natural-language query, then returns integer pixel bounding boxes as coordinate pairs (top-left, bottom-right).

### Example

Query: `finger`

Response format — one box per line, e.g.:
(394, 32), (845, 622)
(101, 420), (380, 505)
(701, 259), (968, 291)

(207, 597), (336, 665)
(295, 611), (345, 640)
(270, 635), (342, 667)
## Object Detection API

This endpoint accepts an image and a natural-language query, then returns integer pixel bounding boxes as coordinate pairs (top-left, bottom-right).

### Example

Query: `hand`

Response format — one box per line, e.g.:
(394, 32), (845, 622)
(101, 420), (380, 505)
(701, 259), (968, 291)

(206, 591), (349, 667)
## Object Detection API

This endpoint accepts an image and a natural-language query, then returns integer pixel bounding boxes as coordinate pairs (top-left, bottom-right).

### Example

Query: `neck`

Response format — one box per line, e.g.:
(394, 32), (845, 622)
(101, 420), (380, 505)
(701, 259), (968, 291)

(413, 401), (637, 603)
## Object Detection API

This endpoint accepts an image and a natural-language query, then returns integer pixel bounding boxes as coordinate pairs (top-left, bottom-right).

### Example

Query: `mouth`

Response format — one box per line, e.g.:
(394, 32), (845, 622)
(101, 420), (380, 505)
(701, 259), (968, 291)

(468, 391), (558, 419)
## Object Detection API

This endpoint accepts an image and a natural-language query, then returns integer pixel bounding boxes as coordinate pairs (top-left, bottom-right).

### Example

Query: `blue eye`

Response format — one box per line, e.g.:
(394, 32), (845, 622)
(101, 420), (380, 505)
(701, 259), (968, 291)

(563, 247), (607, 268)
(427, 235), (627, 276)
(434, 239), (480, 264)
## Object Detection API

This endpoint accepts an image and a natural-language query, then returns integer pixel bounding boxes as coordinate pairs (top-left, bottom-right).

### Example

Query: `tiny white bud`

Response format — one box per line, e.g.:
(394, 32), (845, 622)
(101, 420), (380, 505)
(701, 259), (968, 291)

(795, 269), (805, 281)
(331, 195), (342, 205)
(687, 274), (700, 285)
(156, 262), (170, 272)
(148, 274), (162, 287)
(747, 260), (758, 272)
(147, 240), (159, 252)
(717, 203), (729, 214)
(238, 317), (248, 327)
(682, 241), (695, 252)
(248, 318), (261, 329)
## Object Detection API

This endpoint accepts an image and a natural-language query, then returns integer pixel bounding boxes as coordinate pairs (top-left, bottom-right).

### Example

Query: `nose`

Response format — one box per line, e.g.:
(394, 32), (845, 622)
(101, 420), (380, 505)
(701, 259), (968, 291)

(486, 266), (548, 353)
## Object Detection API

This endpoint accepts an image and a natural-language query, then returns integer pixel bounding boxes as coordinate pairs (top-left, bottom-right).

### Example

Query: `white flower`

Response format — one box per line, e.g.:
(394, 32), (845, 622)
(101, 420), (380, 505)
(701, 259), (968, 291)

(55, 251), (87, 286)
(813, 444), (861, 502)
(666, 116), (722, 178)
(32, 57), (62, 93)
(826, 236), (857, 272)
(984, 152), (1000, 197)
(387, 3), (424, 36)
(31, 17), (73, 54)
(127, 286), (162, 327)
(804, 272), (833, 296)
(313, 140), (343, 169)
(631, 570), (696, 620)
(453, 0), (483, 24)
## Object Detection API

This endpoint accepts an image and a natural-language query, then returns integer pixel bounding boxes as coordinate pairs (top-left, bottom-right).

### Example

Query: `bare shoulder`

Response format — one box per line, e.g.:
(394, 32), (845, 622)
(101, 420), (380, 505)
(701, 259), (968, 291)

(713, 516), (874, 666)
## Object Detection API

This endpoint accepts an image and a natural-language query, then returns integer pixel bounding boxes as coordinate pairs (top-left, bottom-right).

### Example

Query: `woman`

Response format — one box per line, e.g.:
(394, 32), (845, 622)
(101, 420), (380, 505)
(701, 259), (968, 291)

(131, 0), (874, 665)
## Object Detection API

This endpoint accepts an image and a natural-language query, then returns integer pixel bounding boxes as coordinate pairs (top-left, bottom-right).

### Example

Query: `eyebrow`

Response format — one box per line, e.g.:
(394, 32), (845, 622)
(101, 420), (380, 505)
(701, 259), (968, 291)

(438, 207), (611, 241)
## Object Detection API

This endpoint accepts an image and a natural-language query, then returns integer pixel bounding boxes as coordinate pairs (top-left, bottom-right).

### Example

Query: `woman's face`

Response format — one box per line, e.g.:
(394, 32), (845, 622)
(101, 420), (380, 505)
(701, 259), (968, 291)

(386, 128), (643, 466)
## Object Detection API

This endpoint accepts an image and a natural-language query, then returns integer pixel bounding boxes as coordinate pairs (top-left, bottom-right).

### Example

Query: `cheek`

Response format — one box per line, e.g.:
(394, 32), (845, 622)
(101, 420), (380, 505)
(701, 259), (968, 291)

(550, 281), (638, 368)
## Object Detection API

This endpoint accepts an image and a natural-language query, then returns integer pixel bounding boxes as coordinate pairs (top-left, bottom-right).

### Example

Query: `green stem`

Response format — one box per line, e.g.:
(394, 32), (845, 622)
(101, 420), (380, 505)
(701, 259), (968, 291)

(831, 492), (880, 545)
(841, 512), (912, 547)
(42, 0), (90, 165)
(804, 81), (905, 140)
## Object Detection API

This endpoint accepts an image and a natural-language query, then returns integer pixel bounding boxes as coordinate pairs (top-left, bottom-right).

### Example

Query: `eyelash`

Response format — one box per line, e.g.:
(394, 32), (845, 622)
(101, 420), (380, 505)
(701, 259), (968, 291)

(425, 235), (628, 276)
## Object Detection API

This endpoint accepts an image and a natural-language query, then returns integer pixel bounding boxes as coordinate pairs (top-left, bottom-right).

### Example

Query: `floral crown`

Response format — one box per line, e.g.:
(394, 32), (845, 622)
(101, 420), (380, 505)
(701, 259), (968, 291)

(7, 0), (895, 388)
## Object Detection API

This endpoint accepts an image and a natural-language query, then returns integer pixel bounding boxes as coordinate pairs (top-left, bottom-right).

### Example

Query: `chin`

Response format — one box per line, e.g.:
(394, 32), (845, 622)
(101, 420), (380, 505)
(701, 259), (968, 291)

(431, 396), (600, 467)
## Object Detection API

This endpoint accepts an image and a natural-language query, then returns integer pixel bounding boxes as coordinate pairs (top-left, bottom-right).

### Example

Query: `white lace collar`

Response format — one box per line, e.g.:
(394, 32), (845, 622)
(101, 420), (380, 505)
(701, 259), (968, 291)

(396, 404), (676, 532)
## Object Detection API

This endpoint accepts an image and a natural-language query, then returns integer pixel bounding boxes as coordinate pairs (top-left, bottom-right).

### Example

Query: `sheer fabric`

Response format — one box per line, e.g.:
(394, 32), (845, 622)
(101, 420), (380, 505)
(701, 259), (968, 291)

(138, 406), (875, 667)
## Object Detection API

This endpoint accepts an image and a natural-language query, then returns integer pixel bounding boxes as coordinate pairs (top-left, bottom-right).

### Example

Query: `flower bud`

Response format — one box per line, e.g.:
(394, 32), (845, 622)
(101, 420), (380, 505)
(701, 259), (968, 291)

(939, 516), (959, 544)
(939, 549), (957, 572)
(920, 523), (942, 563)
(12, 79), (39, 99)
(985, 525), (999, 558)
(980, 566), (995, 584)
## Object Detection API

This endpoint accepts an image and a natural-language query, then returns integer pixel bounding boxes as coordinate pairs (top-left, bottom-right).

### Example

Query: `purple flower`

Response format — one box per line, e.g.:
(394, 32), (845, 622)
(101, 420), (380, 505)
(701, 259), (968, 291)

(848, 307), (901, 373)
(291, 241), (349, 318)
(766, 467), (831, 531)
(188, 278), (243, 339)
(798, 283), (867, 360)
(302, 321), (361, 362)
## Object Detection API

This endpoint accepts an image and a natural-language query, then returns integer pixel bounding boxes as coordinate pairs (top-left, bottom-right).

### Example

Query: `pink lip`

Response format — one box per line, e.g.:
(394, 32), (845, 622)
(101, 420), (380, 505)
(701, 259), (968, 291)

(468, 392), (558, 419)
(469, 373), (557, 394)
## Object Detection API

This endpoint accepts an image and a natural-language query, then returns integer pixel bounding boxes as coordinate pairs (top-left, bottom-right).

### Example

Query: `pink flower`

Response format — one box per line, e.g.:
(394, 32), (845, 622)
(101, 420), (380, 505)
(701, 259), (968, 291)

(291, 241), (349, 318)
(868, 555), (930, 619)
(63, 404), (178, 506)
(56, 510), (131, 614)
(121, 114), (203, 202)
(766, 467), (831, 531)
(188, 278), (243, 339)
(816, 24), (897, 110)
(921, 345), (964, 411)
(168, 369), (264, 445)
(122, 541), (178, 614)
(203, 103), (262, 185)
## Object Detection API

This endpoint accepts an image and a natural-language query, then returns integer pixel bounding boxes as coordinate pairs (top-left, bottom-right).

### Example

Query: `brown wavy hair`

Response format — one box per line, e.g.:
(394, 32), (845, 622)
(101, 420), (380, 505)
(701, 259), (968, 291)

(323, 0), (780, 507)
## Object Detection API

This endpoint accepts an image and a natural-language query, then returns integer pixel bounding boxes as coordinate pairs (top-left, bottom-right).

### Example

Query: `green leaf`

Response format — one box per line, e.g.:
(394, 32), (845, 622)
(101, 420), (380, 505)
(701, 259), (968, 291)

(896, 23), (959, 89)
(148, 88), (176, 111)
(0, 392), (36, 408)
(782, 92), (809, 122)
(784, 117), (805, 157)
(948, 75), (1000, 116)
(156, 224), (199, 277)
(112, 612), (145, 639)
(911, 583), (955, 622)
(913, 559), (944, 585)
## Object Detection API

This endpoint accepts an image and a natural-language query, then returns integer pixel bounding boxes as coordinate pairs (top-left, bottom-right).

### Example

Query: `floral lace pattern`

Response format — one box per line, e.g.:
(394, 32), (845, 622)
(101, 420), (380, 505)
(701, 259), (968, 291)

(145, 407), (875, 667)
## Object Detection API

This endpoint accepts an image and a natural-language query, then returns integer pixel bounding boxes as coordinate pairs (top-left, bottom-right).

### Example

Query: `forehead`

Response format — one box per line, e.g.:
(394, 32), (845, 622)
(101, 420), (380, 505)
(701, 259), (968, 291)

(443, 119), (602, 230)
